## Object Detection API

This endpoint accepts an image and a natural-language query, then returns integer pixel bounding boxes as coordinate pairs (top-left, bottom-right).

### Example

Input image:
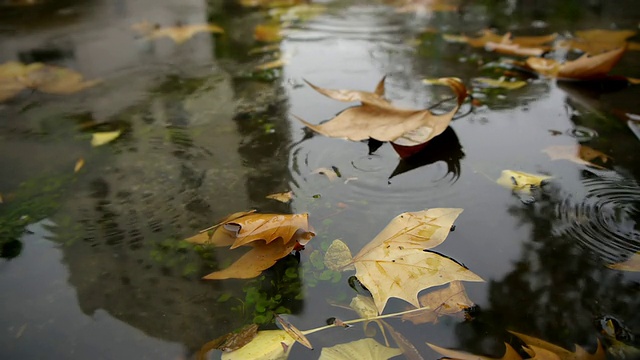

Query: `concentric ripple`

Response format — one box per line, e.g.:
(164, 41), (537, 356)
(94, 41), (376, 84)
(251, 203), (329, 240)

(553, 175), (640, 263)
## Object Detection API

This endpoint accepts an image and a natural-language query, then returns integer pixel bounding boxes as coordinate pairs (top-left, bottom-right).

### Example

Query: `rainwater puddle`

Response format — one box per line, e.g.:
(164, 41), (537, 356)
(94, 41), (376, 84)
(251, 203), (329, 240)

(1, 0), (640, 359)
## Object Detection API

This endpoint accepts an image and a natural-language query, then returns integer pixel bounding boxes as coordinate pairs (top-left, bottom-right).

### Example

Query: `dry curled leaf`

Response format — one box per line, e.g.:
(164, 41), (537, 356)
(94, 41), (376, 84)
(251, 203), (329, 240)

(509, 331), (606, 360)
(276, 315), (313, 349)
(443, 29), (556, 52)
(297, 77), (467, 148)
(559, 29), (639, 55)
(349, 208), (483, 314)
(266, 191), (294, 203)
(542, 144), (610, 169)
(143, 23), (224, 44)
(402, 281), (474, 324)
(525, 46), (626, 80)
(607, 252), (640, 272)
(319, 338), (402, 360)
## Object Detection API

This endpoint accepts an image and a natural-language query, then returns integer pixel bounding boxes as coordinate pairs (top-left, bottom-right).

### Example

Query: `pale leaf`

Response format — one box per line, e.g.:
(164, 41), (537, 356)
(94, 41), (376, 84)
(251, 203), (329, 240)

(427, 342), (523, 360)
(319, 338), (402, 360)
(542, 145), (609, 169)
(74, 158), (85, 173)
(352, 208), (483, 314)
(607, 252), (640, 272)
(349, 295), (378, 319)
(311, 167), (338, 181)
(485, 42), (545, 57)
(324, 239), (355, 271)
(226, 212), (313, 249)
(559, 29), (637, 54)
(146, 24), (224, 44)
(525, 47), (626, 80)
(197, 324), (259, 359)
(91, 130), (122, 147)
(255, 58), (287, 70)
(221, 330), (294, 360)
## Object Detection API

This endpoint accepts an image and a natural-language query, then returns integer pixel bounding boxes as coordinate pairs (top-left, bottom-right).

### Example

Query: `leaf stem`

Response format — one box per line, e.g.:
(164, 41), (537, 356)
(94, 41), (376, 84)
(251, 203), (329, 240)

(300, 306), (432, 335)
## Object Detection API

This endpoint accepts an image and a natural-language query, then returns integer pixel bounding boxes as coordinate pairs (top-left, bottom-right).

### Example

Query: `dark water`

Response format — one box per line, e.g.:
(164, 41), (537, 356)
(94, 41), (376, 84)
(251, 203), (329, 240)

(1, 0), (640, 359)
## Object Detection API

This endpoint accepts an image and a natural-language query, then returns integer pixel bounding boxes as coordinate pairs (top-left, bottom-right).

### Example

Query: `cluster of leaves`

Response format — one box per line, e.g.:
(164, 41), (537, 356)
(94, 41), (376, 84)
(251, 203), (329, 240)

(0, 61), (100, 102)
(443, 28), (640, 82)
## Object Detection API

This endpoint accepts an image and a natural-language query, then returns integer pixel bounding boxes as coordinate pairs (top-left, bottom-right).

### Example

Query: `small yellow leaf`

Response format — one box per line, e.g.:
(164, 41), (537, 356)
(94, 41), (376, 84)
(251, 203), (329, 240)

(221, 330), (294, 360)
(319, 338), (402, 360)
(74, 158), (85, 173)
(473, 77), (527, 90)
(607, 252), (640, 272)
(324, 239), (355, 271)
(145, 23), (224, 44)
(266, 191), (294, 203)
(91, 130), (122, 147)
(254, 23), (282, 42)
(276, 315), (313, 349)
(496, 170), (551, 194)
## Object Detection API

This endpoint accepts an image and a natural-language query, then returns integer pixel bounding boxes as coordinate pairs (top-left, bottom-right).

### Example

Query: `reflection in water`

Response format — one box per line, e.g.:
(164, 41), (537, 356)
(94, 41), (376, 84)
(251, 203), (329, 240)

(389, 126), (465, 181)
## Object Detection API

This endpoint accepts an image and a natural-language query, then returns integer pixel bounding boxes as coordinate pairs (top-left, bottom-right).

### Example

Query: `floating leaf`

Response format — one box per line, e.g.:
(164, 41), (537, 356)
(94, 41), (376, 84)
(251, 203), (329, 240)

(473, 77), (527, 90)
(443, 29), (556, 49)
(319, 338), (402, 360)
(525, 47), (626, 80)
(509, 331), (606, 360)
(427, 342), (522, 360)
(297, 77), (467, 148)
(402, 281), (473, 324)
(225, 212), (313, 249)
(607, 252), (640, 272)
(266, 191), (294, 203)
(74, 158), (85, 173)
(496, 170), (551, 195)
(144, 23), (224, 44)
(197, 324), (259, 359)
(542, 145), (610, 169)
(389, 0), (458, 14)
(350, 208), (483, 314)
(255, 57), (288, 71)
(91, 130), (122, 147)
(485, 42), (546, 57)
(559, 29), (639, 54)
(276, 315), (313, 349)
(324, 239), (355, 271)
(221, 330), (294, 360)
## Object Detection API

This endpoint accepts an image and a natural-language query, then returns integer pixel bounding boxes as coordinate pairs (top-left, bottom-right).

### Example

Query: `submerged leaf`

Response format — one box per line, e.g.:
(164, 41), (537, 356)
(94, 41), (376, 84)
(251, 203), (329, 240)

(607, 252), (640, 272)
(427, 342), (523, 360)
(91, 130), (122, 147)
(203, 238), (298, 280)
(198, 324), (259, 359)
(221, 330), (294, 360)
(351, 208), (483, 314)
(496, 170), (551, 195)
(349, 295), (378, 319)
(402, 281), (474, 324)
(324, 239), (355, 271)
(297, 77), (467, 147)
(144, 23), (224, 44)
(319, 338), (402, 360)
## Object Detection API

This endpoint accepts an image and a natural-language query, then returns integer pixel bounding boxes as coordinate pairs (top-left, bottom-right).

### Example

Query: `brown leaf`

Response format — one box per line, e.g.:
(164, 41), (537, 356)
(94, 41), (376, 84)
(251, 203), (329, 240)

(510, 331), (606, 360)
(197, 324), (259, 359)
(276, 315), (313, 349)
(402, 281), (474, 324)
(145, 23), (224, 44)
(525, 47), (626, 80)
(226, 212), (313, 249)
(203, 237), (298, 280)
(296, 78), (467, 147)
(485, 42), (546, 57)
(381, 321), (424, 360)
(542, 145), (610, 169)
(266, 191), (294, 203)
(185, 210), (257, 246)
(559, 29), (637, 54)
(427, 342), (523, 360)
(445, 29), (556, 49)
